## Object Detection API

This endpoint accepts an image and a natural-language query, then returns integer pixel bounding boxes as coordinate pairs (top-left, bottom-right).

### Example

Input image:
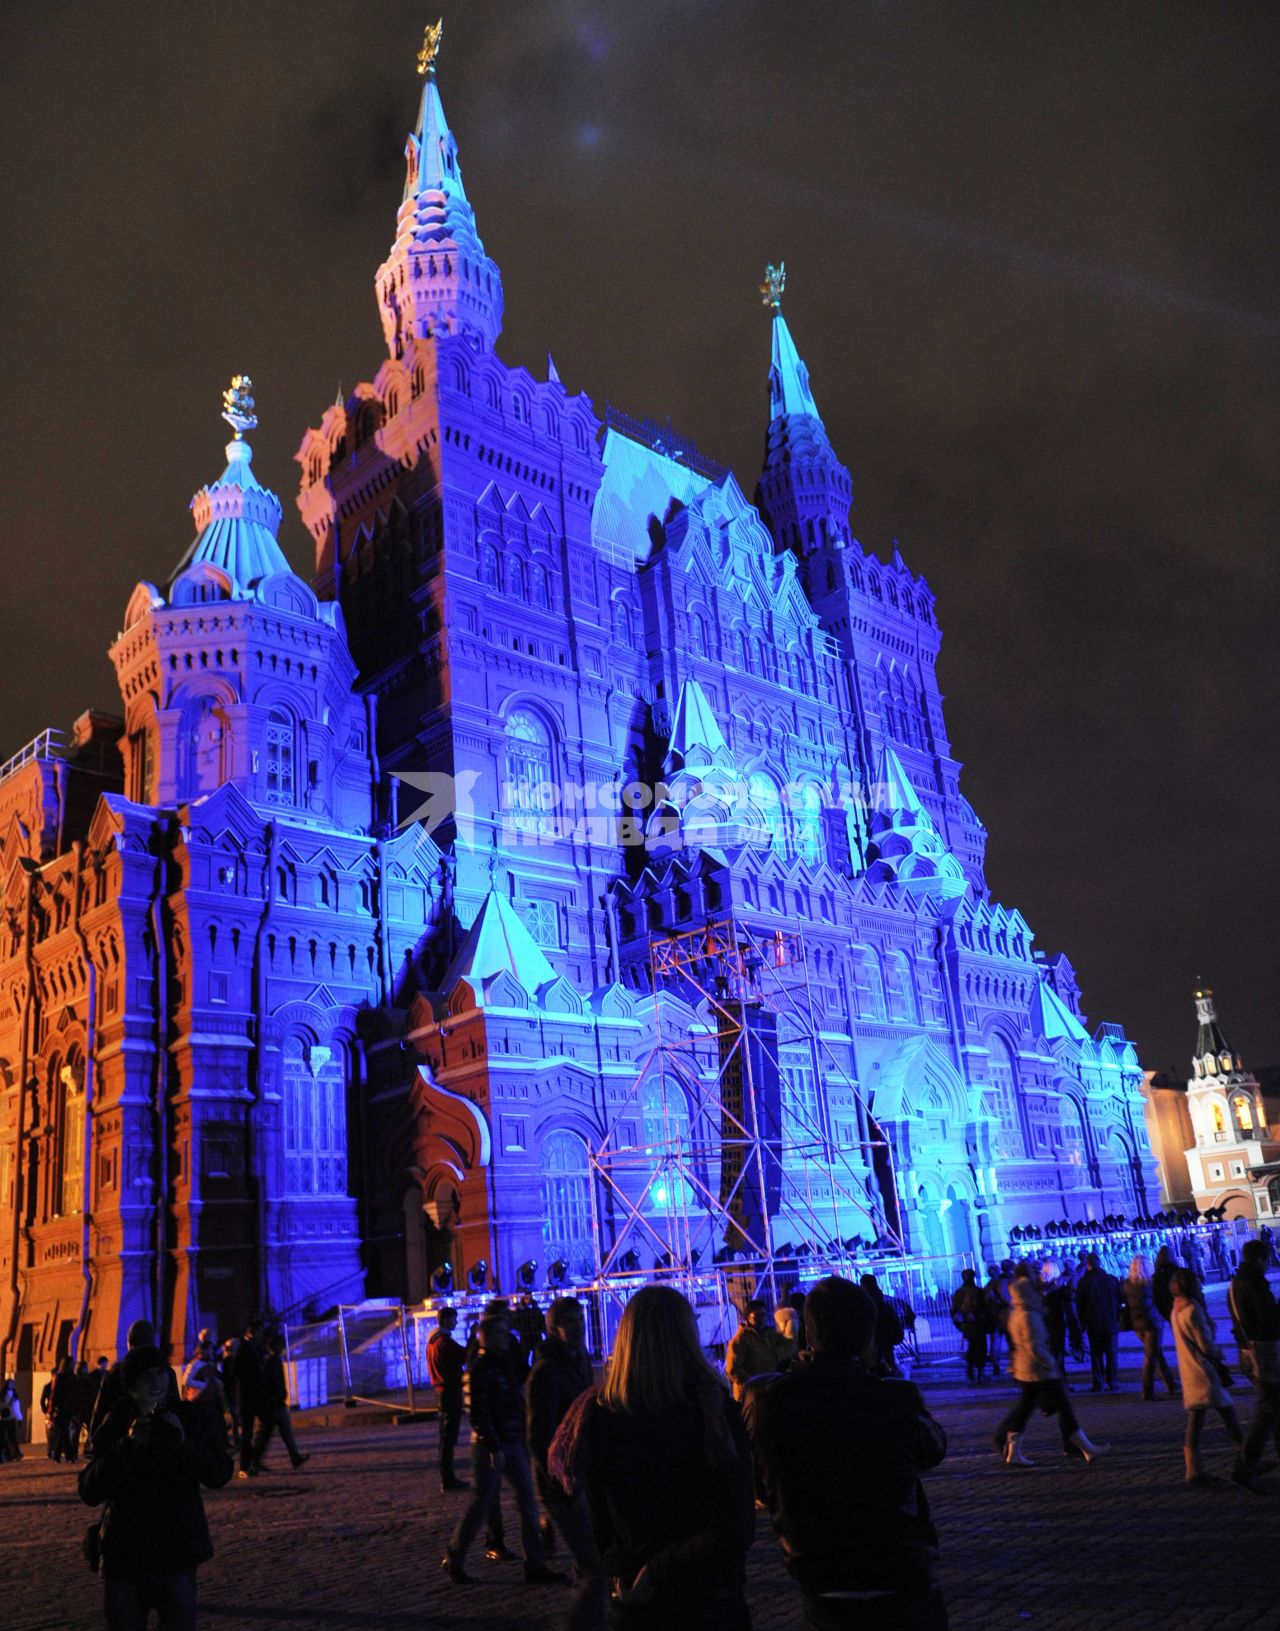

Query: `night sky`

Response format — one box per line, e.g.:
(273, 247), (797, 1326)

(3, 3), (1277, 1071)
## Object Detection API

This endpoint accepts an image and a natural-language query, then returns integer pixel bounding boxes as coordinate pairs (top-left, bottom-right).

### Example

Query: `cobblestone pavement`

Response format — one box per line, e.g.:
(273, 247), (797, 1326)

(4, 1363), (1279, 1631)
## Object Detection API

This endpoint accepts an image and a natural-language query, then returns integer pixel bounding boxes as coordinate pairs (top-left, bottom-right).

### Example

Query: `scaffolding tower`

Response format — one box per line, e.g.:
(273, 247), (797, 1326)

(587, 912), (906, 1342)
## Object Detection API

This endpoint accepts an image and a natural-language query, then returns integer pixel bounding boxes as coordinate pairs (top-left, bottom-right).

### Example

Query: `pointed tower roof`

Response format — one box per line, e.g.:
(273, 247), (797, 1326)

(873, 744), (927, 822)
(770, 309), (820, 420)
(169, 376), (291, 595)
(666, 678), (731, 772)
(1192, 987), (1241, 1074)
(1030, 977), (1091, 1045)
(376, 21), (503, 355)
(442, 887), (556, 1000)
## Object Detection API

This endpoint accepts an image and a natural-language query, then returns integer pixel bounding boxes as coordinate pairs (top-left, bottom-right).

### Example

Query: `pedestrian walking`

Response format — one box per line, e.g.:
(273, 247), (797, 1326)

(744, 1275), (948, 1631)
(442, 1315), (563, 1586)
(1075, 1253), (1122, 1391)
(218, 1338), (241, 1450)
(513, 1293), (547, 1373)
(1169, 1268), (1251, 1488)
(1152, 1245), (1178, 1322)
(1124, 1255), (1178, 1400)
(548, 1284), (755, 1631)
(527, 1296), (606, 1630)
(0, 1376), (23, 1461)
(981, 1264), (1011, 1376)
(248, 1332), (310, 1472)
(950, 1268), (987, 1382)
(1227, 1241), (1280, 1477)
(427, 1306), (468, 1492)
(725, 1301), (789, 1401)
(993, 1263), (1110, 1467)
(46, 1358), (79, 1463)
(227, 1324), (266, 1479)
(78, 1343), (233, 1630)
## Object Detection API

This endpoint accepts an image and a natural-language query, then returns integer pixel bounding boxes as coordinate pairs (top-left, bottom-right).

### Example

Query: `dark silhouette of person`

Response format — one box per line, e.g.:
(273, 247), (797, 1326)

(1229, 1240), (1280, 1475)
(1075, 1253), (1123, 1391)
(744, 1275), (947, 1631)
(78, 1344), (232, 1630)
(427, 1306), (468, 1492)
(528, 1296), (605, 1630)
(248, 1332), (310, 1472)
(227, 1324), (266, 1478)
(950, 1269), (987, 1382)
(442, 1316), (562, 1586)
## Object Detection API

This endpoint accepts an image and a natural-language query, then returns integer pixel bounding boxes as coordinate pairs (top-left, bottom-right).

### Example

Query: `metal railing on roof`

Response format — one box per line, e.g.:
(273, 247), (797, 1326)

(0, 728), (67, 787)
(603, 405), (730, 482)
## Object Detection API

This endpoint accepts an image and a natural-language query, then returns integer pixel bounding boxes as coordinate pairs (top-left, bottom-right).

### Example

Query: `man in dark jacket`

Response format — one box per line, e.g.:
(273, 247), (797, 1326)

(743, 1275), (947, 1631)
(527, 1297), (603, 1630)
(1075, 1254), (1122, 1392)
(248, 1332), (310, 1472)
(227, 1324), (265, 1478)
(428, 1306), (468, 1492)
(443, 1317), (561, 1586)
(950, 1270), (987, 1382)
(859, 1275), (905, 1377)
(1230, 1239), (1280, 1472)
(88, 1322), (179, 1445)
(981, 1265), (1011, 1376)
(78, 1344), (232, 1630)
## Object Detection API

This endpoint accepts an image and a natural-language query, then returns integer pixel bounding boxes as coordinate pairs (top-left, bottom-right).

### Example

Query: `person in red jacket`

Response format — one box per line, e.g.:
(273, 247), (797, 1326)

(427, 1306), (468, 1493)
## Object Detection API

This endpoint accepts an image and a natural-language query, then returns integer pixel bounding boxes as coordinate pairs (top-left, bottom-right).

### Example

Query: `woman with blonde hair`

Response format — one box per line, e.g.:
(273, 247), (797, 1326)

(1124, 1255), (1178, 1401)
(1169, 1268), (1250, 1487)
(549, 1284), (755, 1629)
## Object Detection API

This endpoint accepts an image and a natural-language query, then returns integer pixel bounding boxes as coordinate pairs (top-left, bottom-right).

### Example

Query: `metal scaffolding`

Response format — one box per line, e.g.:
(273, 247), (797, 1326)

(587, 913), (905, 1334)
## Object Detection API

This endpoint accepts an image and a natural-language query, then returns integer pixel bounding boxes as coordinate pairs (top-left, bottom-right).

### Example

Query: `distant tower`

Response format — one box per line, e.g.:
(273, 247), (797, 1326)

(1183, 987), (1276, 1219)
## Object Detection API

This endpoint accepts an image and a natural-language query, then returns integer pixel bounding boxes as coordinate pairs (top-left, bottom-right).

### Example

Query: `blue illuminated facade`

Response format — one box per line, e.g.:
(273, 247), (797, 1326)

(0, 48), (1162, 1371)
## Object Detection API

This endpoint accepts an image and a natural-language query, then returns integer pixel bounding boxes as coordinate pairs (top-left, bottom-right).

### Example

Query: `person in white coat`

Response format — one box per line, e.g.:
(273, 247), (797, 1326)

(992, 1263), (1110, 1467)
(1168, 1268), (1250, 1488)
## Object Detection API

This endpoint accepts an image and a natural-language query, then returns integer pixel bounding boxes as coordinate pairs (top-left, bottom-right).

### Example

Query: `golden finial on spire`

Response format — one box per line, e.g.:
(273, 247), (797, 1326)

(417, 18), (444, 76)
(760, 262), (787, 310)
(221, 375), (258, 440)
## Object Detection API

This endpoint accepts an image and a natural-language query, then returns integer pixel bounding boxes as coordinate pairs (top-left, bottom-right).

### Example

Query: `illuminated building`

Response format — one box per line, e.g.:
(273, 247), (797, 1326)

(0, 33), (1159, 1370)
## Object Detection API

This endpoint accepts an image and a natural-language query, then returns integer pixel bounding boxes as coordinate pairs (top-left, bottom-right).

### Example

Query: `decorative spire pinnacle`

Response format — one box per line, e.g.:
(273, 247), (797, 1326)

(221, 375), (258, 440)
(760, 262), (786, 310)
(416, 17), (443, 77)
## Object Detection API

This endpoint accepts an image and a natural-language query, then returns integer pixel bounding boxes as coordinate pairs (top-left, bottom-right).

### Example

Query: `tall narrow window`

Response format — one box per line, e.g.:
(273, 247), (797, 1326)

(541, 1131), (593, 1276)
(984, 1037), (1024, 1160)
(265, 709), (295, 806)
(59, 1063), (84, 1216)
(282, 1039), (347, 1196)
(794, 781), (825, 866)
(780, 1051), (821, 1160)
(504, 708), (553, 833)
(748, 772), (785, 854)
(641, 1078), (693, 1209)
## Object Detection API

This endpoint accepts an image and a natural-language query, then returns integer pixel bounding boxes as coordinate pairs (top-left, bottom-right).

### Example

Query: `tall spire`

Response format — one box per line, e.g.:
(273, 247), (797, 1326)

(1192, 986), (1241, 1075)
(375, 20), (504, 356)
(169, 376), (291, 594)
(754, 263), (853, 559)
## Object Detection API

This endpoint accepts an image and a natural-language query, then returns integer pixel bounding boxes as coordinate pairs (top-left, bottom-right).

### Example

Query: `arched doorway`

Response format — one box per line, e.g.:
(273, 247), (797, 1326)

(944, 1183), (976, 1261)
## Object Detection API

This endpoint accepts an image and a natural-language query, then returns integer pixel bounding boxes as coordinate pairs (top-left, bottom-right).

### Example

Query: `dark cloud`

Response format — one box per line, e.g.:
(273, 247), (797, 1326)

(1, 0), (1276, 1068)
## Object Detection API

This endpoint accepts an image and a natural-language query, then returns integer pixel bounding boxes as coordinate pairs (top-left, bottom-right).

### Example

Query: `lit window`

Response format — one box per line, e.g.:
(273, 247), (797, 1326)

(282, 1039), (347, 1197)
(504, 709), (554, 833)
(1211, 1101), (1226, 1135)
(541, 1131), (593, 1276)
(1233, 1096), (1254, 1131)
(641, 1079), (693, 1210)
(265, 709), (295, 805)
(794, 781), (825, 866)
(59, 1064), (84, 1216)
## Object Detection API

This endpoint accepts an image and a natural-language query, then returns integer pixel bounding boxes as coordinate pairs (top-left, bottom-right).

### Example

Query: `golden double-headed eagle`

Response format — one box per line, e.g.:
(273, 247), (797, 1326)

(417, 18), (444, 76)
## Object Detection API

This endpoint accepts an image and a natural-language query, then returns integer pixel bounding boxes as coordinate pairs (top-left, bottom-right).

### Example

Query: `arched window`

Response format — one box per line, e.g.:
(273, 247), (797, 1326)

(509, 558), (526, 600)
(736, 629), (751, 670)
(282, 1038), (348, 1197)
(57, 1059), (85, 1217)
(641, 1078), (693, 1209)
(480, 544), (500, 589)
(613, 601), (633, 644)
(883, 950), (918, 1024)
(532, 566), (550, 609)
(984, 1037), (1024, 1159)
(504, 708), (554, 832)
(850, 946), (886, 1020)
(541, 1131), (594, 1276)
(1058, 1096), (1085, 1167)
(1211, 1100), (1226, 1135)
(747, 772), (785, 854)
(265, 708), (295, 805)
(692, 612), (709, 656)
(780, 1049), (821, 1160)
(793, 781), (825, 866)
(1233, 1095), (1254, 1131)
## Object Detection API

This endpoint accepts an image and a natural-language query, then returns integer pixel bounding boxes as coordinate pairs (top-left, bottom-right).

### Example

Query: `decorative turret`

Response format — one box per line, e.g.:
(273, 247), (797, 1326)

(864, 745), (966, 898)
(754, 264), (853, 560)
(375, 19), (503, 357)
(168, 376), (291, 593)
(1192, 987), (1241, 1077)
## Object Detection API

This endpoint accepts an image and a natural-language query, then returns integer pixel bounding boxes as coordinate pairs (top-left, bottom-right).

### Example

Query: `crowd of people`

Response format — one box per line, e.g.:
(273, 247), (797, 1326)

(0, 1232), (1275, 1629)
